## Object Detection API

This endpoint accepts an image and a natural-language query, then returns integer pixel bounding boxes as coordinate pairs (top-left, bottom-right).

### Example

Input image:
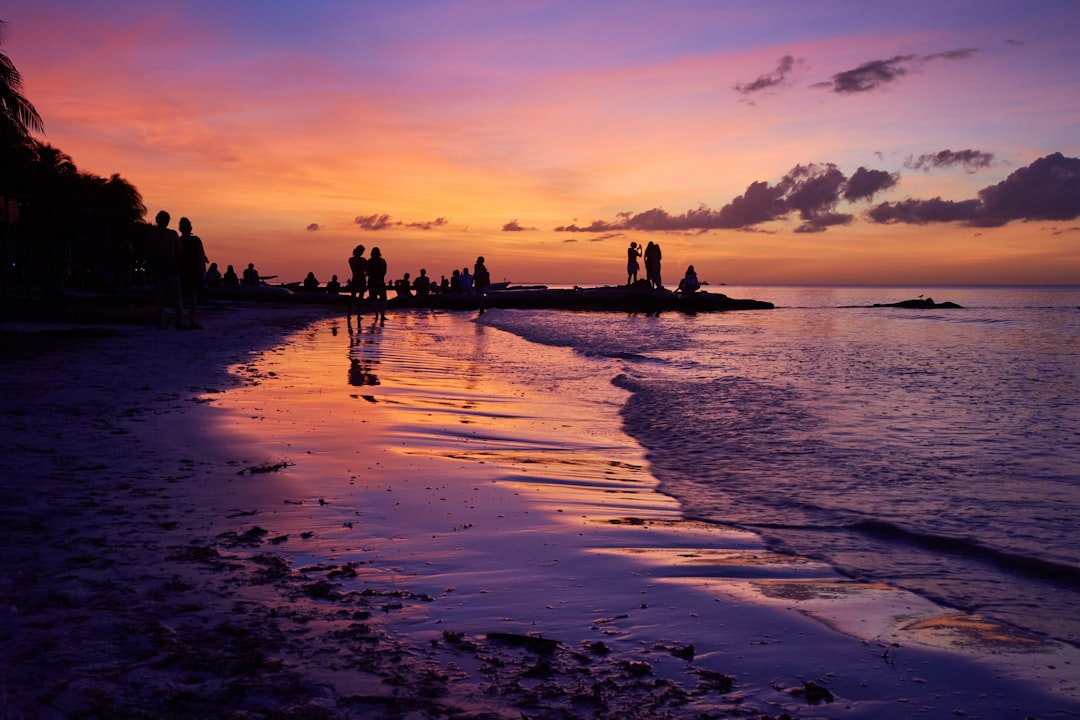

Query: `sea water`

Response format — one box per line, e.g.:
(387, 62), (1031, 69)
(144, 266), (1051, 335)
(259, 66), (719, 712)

(477, 286), (1080, 646)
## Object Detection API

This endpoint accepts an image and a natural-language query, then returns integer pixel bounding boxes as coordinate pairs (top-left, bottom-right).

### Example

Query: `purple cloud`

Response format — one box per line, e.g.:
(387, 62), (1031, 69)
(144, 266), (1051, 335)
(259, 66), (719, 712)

(868, 197), (982, 224)
(354, 213), (448, 231)
(794, 212), (853, 234)
(405, 217), (448, 230)
(306, 223), (320, 231)
(784, 163), (847, 220)
(354, 213), (394, 230)
(816, 48), (979, 93)
(555, 162), (890, 234)
(843, 167), (899, 201)
(869, 152), (1080, 227)
(552, 153), (1079, 235)
(502, 219), (536, 232)
(904, 149), (995, 173)
(819, 54), (916, 93)
(976, 152), (1080, 225)
(735, 55), (802, 95)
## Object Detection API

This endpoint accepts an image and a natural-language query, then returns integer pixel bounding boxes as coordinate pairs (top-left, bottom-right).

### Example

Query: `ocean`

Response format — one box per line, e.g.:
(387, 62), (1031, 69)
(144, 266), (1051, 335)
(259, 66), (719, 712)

(473, 285), (1080, 647)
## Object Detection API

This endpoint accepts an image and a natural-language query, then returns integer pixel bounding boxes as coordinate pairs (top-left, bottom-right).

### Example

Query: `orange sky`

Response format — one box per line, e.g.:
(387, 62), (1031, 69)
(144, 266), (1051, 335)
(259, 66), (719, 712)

(5, 2), (1080, 285)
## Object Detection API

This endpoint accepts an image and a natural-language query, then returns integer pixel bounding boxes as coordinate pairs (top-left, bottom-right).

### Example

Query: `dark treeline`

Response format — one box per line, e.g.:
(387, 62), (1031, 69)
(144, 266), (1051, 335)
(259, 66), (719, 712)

(1, 20), (148, 294)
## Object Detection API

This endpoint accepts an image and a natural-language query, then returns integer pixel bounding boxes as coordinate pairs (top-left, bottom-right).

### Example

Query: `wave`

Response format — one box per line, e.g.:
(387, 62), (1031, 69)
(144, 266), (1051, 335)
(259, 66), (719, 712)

(579, 349), (655, 362)
(847, 519), (1080, 587)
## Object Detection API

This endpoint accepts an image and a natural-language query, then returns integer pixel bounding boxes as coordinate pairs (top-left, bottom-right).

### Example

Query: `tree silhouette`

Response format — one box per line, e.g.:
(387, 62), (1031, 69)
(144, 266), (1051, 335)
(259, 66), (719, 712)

(2, 21), (148, 292)
(0, 20), (43, 138)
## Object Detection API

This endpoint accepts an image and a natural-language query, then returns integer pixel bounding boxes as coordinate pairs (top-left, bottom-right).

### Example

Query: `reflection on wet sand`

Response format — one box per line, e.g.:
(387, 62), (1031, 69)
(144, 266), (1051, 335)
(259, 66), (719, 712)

(348, 323), (381, 391)
(212, 309), (1080, 710)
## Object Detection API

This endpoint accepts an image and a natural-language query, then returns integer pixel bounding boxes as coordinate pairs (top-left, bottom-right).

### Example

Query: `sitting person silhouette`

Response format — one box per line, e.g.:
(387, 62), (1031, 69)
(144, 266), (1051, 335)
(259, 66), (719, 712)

(223, 264), (239, 287)
(676, 265), (700, 294)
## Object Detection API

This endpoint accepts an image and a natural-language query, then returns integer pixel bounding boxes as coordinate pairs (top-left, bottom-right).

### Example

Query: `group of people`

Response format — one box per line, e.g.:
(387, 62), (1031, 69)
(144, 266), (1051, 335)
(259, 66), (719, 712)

(345, 245), (494, 323)
(345, 245), (390, 323)
(627, 241), (700, 293)
(144, 210), (207, 329)
(143, 213), (702, 332)
(144, 209), (274, 329)
(626, 240), (665, 289)
(302, 271), (342, 293)
(394, 257), (491, 298)
(204, 262), (261, 290)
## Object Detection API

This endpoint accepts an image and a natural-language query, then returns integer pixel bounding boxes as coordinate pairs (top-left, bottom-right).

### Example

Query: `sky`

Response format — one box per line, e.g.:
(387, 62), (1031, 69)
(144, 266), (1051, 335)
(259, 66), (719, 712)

(5, 0), (1080, 286)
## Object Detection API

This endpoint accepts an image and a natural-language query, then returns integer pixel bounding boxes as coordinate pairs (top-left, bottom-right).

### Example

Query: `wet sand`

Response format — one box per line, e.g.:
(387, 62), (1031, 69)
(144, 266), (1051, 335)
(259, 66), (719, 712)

(2, 301), (1078, 719)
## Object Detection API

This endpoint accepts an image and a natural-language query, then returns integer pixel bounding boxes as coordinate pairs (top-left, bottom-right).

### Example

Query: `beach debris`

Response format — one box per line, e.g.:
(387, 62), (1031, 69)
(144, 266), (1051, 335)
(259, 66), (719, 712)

(251, 553), (291, 583)
(487, 632), (561, 655)
(694, 668), (735, 693)
(238, 526), (269, 544)
(303, 579), (341, 600)
(236, 460), (293, 475)
(327, 561), (359, 579)
(165, 543), (222, 564)
(617, 660), (653, 677)
(609, 516), (648, 526)
(788, 679), (835, 704)
(592, 613), (630, 627)
(668, 643), (696, 661)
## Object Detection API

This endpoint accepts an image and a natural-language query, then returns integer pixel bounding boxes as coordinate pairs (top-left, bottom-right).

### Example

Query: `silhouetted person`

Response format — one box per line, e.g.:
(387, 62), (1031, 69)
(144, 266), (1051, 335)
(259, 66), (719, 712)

(473, 256), (490, 291)
(394, 272), (413, 298)
(677, 265), (700, 294)
(223, 264), (239, 287)
(243, 262), (260, 287)
(367, 246), (388, 323)
(414, 268), (432, 296)
(178, 217), (207, 328)
(205, 262), (222, 288)
(303, 271), (319, 291)
(347, 244), (367, 318)
(449, 268), (461, 292)
(460, 267), (473, 292)
(627, 241), (642, 285)
(326, 274), (341, 294)
(644, 241), (662, 289)
(145, 210), (184, 329)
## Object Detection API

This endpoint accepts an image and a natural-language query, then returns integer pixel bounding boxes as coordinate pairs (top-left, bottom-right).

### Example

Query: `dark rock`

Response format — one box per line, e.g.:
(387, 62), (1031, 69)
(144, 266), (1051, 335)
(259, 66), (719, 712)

(871, 297), (963, 309)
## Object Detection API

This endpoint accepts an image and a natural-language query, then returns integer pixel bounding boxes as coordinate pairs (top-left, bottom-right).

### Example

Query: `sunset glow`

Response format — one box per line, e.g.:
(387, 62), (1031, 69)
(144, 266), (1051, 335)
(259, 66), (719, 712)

(6, 2), (1079, 285)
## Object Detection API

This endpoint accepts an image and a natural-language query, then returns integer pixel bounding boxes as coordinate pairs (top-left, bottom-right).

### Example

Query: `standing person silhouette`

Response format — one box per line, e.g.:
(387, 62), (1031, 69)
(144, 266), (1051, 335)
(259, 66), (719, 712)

(413, 268), (432, 296)
(177, 217), (207, 328)
(242, 262), (260, 287)
(473, 256), (490, 291)
(347, 244), (367, 318)
(643, 241), (662, 289)
(145, 210), (184, 329)
(626, 241), (642, 286)
(367, 246), (388, 324)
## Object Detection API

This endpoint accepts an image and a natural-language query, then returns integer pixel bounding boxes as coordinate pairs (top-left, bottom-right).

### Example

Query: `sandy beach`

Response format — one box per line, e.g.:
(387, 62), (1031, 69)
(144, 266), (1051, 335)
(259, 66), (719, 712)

(2, 297), (1079, 719)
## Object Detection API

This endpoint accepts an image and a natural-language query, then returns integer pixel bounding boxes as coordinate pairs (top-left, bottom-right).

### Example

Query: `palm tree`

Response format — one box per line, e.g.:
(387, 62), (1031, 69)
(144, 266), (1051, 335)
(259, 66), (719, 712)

(0, 20), (43, 138)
